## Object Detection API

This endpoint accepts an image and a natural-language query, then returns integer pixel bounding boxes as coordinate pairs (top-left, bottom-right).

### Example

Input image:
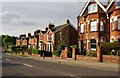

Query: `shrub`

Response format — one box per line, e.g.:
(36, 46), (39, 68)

(101, 42), (120, 55)
(53, 49), (61, 57)
(81, 49), (86, 55)
(87, 51), (97, 57)
(32, 49), (39, 54)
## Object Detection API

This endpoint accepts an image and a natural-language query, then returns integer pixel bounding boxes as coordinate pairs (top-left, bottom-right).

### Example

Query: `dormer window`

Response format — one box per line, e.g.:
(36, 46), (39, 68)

(88, 3), (98, 13)
(116, 0), (120, 8)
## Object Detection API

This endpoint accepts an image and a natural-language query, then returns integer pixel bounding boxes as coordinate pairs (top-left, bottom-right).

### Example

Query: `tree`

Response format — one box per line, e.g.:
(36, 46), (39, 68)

(3, 35), (11, 47)
(2, 35), (16, 47)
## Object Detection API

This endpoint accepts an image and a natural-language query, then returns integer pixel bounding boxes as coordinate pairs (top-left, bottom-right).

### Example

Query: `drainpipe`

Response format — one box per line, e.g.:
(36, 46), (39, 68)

(106, 13), (110, 42)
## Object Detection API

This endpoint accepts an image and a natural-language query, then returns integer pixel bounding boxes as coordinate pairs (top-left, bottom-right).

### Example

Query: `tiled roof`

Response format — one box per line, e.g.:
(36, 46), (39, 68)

(52, 23), (68, 32)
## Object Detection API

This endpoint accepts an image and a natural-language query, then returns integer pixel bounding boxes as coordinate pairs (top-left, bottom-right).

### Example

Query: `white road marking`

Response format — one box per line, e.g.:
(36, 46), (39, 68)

(23, 64), (33, 68)
(70, 75), (81, 78)
(6, 59), (11, 61)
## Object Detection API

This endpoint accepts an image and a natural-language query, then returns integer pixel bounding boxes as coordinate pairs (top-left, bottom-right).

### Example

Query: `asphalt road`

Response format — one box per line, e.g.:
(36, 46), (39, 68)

(2, 53), (119, 78)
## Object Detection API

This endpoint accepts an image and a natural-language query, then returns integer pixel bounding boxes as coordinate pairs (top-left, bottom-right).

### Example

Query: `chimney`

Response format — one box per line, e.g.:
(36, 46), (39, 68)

(28, 33), (31, 37)
(48, 23), (55, 29)
(108, 0), (111, 4)
(66, 19), (70, 24)
(45, 27), (48, 31)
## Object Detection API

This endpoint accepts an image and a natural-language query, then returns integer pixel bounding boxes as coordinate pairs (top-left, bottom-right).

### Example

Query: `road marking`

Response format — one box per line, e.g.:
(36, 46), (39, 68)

(23, 64), (33, 68)
(70, 75), (81, 78)
(6, 59), (11, 61)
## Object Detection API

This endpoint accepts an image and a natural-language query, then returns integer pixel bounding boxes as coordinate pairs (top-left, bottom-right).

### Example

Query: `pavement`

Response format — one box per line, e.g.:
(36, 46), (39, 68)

(6, 53), (118, 72)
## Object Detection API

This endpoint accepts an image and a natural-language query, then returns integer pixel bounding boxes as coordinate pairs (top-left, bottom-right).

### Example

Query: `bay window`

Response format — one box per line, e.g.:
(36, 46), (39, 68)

(80, 24), (84, 33)
(90, 21), (97, 31)
(88, 3), (98, 13)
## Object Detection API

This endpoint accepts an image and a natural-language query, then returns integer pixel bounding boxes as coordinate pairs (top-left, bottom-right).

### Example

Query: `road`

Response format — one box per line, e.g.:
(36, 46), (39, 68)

(2, 53), (119, 78)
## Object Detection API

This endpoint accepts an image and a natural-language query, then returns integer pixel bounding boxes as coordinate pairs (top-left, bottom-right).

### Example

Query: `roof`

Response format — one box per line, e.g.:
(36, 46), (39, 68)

(106, 0), (115, 11)
(45, 19), (77, 34)
(41, 31), (46, 33)
(80, 0), (106, 16)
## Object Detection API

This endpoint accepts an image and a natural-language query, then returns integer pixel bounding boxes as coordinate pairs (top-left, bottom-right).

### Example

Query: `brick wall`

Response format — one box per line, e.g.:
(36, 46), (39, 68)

(76, 55), (119, 63)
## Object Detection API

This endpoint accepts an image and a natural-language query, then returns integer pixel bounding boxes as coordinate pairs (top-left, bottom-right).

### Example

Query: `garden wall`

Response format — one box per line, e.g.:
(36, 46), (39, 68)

(76, 55), (119, 63)
(103, 55), (119, 63)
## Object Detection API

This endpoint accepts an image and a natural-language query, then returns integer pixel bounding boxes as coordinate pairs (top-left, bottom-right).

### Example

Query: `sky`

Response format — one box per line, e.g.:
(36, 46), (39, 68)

(1, 0), (108, 37)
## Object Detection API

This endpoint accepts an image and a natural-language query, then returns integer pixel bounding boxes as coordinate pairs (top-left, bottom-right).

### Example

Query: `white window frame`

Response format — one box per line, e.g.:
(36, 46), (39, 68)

(116, 1), (120, 8)
(100, 21), (104, 31)
(118, 18), (120, 29)
(39, 42), (43, 50)
(90, 21), (97, 31)
(46, 43), (52, 52)
(80, 24), (84, 33)
(88, 3), (98, 13)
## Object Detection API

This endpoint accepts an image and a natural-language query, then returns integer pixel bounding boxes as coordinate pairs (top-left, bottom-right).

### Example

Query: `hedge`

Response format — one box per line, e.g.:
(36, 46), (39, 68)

(32, 49), (39, 54)
(53, 50), (61, 57)
(101, 42), (120, 55)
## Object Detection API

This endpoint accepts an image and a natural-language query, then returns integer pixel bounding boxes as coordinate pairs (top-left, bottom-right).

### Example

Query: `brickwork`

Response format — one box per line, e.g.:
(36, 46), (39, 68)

(77, 0), (120, 59)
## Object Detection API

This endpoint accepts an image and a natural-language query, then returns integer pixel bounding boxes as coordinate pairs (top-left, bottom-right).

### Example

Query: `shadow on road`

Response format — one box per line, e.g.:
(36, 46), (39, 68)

(2, 62), (23, 67)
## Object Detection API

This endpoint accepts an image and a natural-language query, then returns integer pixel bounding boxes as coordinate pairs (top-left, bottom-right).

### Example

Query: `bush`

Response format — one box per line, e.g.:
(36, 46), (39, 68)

(101, 42), (120, 55)
(53, 50), (61, 57)
(87, 51), (97, 57)
(32, 49), (39, 54)
(81, 49), (86, 55)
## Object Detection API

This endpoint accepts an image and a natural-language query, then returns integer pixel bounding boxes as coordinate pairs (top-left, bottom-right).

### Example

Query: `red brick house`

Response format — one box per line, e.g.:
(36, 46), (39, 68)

(77, 0), (108, 54)
(16, 38), (21, 46)
(38, 19), (78, 55)
(106, 0), (120, 42)
(77, 0), (120, 55)
(16, 34), (27, 46)
(38, 30), (46, 51)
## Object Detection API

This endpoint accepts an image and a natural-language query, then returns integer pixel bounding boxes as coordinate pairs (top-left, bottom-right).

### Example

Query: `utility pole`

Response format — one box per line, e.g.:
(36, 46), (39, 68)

(97, 18), (103, 62)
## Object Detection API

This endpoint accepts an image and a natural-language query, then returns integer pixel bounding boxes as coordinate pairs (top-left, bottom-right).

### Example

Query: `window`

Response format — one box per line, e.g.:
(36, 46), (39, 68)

(39, 43), (43, 50)
(80, 24), (84, 33)
(88, 3), (97, 13)
(90, 21), (97, 31)
(46, 43), (52, 52)
(112, 19), (114, 30)
(118, 19), (120, 29)
(100, 21), (104, 31)
(116, 0), (120, 8)
(47, 34), (52, 41)
(90, 39), (96, 50)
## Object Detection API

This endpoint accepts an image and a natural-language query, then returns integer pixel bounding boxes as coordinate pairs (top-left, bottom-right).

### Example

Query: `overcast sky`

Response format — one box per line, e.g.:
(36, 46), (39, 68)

(1, 0), (108, 37)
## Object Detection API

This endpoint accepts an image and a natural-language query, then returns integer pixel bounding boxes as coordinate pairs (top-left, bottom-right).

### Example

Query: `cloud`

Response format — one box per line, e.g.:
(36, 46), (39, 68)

(2, 12), (20, 24)
(2, 2), (85, 36)
(2, 11), (38, 26)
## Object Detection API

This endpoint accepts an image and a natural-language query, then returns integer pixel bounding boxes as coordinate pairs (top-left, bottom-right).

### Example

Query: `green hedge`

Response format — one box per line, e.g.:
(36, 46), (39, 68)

(53, 50), (61, 57)
(101, 42), (120, 55)
(32, 49), (39, 54)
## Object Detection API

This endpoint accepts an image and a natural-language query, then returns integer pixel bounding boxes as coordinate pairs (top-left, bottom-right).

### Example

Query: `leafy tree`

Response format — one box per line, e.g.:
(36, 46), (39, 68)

(2, 35), (16, 47)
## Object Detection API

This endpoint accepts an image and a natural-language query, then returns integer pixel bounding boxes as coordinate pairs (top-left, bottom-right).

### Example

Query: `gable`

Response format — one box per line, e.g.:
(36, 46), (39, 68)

(80, 0), (106, 16)
(106, 0), (115, 12)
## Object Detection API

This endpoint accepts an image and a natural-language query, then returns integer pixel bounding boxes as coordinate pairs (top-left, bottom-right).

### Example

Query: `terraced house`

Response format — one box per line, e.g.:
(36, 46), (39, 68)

(77, 0), (120, 55)
(16, 19), (78, 56)
(16, 34), (27, 46)
(38, 19), (78, 54)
